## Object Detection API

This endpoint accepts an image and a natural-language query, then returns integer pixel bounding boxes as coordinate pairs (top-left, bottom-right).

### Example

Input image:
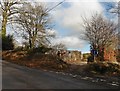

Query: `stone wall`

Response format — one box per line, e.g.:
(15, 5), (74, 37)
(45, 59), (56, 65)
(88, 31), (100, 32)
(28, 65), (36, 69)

(61, 50), (82, 65)
(46, 49), (83, 65)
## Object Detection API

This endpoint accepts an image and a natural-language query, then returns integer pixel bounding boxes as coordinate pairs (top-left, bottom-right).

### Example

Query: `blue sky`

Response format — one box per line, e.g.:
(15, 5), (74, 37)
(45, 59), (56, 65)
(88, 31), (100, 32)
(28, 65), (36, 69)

(5, 0), (118, 53)
(45, 1), (117, 53)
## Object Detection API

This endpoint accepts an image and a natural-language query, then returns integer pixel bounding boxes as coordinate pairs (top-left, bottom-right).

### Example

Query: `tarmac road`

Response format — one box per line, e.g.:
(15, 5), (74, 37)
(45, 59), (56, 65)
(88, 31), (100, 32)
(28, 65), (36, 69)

(2, 61), (118, 89)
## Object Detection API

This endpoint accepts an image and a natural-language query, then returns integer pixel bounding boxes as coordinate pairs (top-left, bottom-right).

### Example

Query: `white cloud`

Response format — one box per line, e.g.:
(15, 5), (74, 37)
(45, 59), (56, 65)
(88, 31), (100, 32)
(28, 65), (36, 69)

(49, 1), (103, 51)
(52, 36), (87, 49)
(52, 1), (103, 32)
(33, 0), (119, 2)
(30, 0), (104, 52)
(46, 29), (57, 36)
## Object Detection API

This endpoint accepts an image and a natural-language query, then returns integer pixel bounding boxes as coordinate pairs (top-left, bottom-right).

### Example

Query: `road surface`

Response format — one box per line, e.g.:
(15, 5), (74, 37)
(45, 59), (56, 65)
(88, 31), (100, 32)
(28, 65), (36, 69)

(2, 61), (118, 89)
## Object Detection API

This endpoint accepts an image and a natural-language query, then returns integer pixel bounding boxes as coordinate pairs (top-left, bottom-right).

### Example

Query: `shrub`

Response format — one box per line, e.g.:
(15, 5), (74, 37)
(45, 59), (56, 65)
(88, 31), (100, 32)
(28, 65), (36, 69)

(87, 56), (94, 63)
(27, 46), (52, 55)
(107, 63), (120, 73)
(13, 46), (24, 52)
(87, 62), (120, 75)
(2, 35), (14, 50)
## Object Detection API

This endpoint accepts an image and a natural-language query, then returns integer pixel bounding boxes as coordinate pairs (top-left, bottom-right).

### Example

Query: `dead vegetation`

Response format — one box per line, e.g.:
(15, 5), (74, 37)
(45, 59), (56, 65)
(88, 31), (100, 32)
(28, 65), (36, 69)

(2, 50), (120, 78)
(2, 50), (70, 71)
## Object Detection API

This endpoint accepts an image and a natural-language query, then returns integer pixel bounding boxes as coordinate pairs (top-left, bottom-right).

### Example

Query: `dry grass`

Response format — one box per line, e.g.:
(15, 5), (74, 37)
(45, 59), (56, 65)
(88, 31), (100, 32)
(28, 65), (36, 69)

(2, 51), (70, 71)
(2, 50), (120, 77)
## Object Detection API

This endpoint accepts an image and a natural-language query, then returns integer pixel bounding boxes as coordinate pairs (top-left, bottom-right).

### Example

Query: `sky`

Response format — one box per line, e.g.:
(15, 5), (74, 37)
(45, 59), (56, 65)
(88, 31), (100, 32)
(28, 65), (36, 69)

(42, 0), (118, 53)
(5, 0), (119, 53)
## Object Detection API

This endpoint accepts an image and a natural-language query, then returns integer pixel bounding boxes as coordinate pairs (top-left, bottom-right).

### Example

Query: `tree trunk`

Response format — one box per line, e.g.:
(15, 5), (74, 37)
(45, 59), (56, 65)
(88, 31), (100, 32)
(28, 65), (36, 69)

(29, 38), (32, 49)
(98, 47), (105, 61)
(28, 32), (35, 49)
(29, 37), (35, 49)
(1, 11), (7, 37)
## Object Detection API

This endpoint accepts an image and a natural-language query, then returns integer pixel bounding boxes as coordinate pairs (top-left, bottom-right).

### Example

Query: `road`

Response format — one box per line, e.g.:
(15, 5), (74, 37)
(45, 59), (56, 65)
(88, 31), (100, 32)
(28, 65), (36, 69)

(2, 61), (118, 89)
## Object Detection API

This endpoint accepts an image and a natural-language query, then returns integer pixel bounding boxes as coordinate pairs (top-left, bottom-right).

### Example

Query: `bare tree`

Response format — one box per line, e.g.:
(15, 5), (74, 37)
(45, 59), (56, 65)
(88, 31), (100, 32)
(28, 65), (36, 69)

(108, 2), (120, 62)
(52, 43), (66, 50)
(104, 2), (120, 62)
(82, 13), (117, 61)
(0, 0), (22, 37)
(14, 2), (53, 49)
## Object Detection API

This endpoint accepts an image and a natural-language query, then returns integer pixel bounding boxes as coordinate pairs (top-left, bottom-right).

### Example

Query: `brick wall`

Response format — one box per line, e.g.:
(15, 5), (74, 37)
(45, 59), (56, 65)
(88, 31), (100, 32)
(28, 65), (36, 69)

(104, 48), (116, 62)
